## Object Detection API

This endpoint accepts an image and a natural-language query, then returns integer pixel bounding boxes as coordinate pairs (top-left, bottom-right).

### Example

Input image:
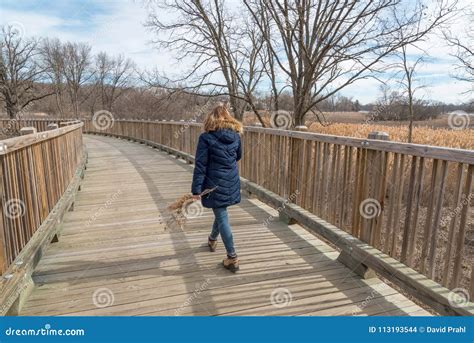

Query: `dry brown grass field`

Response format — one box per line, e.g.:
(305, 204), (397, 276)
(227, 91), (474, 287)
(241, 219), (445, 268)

(244, 111), (474, 150)
(307, 122), (474, 150)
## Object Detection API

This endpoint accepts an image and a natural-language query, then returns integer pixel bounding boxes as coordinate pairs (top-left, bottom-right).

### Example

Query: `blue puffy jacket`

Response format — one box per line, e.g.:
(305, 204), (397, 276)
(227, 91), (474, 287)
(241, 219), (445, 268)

(191, 126), (242, 208)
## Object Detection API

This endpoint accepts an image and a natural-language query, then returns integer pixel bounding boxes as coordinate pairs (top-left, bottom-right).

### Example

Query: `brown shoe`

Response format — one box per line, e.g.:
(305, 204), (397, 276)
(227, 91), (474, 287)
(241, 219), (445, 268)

(223, 256), (239, 273)
(208, 238), (217, 252)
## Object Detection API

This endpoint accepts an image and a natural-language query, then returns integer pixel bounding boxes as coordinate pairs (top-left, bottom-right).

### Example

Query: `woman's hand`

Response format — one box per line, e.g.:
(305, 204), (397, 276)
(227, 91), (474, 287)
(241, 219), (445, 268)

(192, 195), (201, 201)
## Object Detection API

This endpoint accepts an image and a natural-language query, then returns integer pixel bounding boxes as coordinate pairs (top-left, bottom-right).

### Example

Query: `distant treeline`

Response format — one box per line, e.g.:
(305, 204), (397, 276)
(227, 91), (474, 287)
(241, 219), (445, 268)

(1, 24), (472, 123)
(1, 79), (472, 122)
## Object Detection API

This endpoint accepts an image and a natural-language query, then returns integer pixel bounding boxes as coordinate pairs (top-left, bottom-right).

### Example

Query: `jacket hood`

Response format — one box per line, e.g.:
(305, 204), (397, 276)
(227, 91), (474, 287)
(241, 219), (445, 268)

(207, 118), (243, 144)
(211, 128), (240, 144)
(207, 118), (243, 133)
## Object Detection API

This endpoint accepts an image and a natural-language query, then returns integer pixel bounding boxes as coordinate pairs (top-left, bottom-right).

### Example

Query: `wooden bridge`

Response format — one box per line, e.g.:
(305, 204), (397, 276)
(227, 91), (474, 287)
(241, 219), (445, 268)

(0, 119), (472, 316)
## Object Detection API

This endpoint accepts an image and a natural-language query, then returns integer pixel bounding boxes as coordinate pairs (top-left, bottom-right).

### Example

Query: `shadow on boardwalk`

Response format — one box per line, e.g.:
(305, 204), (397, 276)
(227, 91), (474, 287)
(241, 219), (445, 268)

(20, 135), (430, 316)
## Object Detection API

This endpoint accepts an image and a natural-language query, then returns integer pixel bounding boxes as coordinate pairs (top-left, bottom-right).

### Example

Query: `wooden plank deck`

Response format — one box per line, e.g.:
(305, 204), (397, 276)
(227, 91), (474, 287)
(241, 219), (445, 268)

(20, 135), (431, 316)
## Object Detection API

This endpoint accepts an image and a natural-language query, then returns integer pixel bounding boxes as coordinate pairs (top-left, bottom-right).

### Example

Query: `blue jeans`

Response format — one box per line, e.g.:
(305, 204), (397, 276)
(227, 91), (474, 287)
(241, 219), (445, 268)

(209, 207), (237, 257)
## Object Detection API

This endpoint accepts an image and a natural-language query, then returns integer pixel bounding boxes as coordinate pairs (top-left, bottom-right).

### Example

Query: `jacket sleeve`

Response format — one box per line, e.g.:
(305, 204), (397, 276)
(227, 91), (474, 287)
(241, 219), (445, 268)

(191, 134), (209, 195)
(236, 136), (242, 162)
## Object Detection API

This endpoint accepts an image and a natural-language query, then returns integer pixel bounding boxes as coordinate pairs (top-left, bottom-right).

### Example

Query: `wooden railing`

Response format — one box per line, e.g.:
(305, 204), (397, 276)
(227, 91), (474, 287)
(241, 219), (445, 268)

(2, 117), (472, 312)
(0, 122), (84, 274)
(82, 119), (473, 303)
(0, 118), (69, 135)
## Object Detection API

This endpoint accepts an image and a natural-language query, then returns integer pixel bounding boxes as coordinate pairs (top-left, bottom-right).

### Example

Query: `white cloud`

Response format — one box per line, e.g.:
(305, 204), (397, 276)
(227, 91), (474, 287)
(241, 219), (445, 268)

(421, 79), (472, 103)
(1, 9), (72, 40)
(340, 78), (383, 104)
(1, 2), (167, 70)
(83, 2), (163, 68)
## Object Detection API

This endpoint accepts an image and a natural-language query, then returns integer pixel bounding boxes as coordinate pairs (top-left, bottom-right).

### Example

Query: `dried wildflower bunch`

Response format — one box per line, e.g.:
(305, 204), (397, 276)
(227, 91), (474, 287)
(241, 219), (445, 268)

(167, 193), (194, 212)
(164, 187), (216, 231)
(165, 193), (195, 231)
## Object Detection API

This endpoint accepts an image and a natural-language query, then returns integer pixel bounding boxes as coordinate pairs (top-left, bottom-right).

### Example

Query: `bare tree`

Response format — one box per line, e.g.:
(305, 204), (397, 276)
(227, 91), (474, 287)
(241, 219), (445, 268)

(444, 9), (474, 86)
(63, 41), (94, 118)
(40, 38), (67, 116)
(244, 0), (458, 126)
(0, 26), (53, 118)
(393, 45), (426, 142)
(238, 17), (267, 124)
(255, 3), (285, 114)
(145, 0), (266, 124)
(95, 52), (135, 112)
(373, 84), (405, 121)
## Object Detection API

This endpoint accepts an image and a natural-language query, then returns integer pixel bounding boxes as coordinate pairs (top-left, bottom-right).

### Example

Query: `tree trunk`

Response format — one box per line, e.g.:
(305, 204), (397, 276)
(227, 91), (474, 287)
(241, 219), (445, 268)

(247, 99), (266, 127)
(408, 94), (414, 143)
(55, 92), (64, 117)
(294, 115), (305, 127)
(73, 91), (79, 119)
(6, 103), (19, 119)
(230, 97), (243, 121)
(293, 98), (307, 128)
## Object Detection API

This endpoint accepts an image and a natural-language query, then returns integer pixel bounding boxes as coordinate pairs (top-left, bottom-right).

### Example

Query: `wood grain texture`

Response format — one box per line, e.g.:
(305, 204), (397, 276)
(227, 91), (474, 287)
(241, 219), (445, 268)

(3, 118), (472, 313)
(19, 135), (429, 316)
(0, 123), (84, 274)
(80, 119), (473, 304)
(0, 150), (86, 315)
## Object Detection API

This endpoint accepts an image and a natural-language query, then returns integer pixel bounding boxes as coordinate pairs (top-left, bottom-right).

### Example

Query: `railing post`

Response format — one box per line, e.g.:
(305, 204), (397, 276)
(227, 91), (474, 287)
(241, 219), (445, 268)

(337, 131), (391, 279)
(19, 127), (37, 135)
(365, 132), (389, 247)
(280, 125), (308, 225)
(350, 133), (390, 246)
(47, 123), (59, 130)
(368, 131), (390, 141)
(0, 156), (7, 274)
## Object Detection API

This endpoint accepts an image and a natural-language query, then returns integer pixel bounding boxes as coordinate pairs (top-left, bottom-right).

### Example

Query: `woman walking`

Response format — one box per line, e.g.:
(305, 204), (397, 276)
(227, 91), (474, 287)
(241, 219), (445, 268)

(191, 105), (243, 272)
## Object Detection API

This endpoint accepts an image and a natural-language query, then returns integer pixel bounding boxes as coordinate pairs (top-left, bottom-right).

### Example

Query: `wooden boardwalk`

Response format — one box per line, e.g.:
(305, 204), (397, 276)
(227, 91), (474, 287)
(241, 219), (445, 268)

(20, 135), (430, 316)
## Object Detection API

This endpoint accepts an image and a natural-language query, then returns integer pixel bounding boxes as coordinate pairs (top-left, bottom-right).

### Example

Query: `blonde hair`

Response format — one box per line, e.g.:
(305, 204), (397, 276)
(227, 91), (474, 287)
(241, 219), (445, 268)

(203, 105), (243, 134)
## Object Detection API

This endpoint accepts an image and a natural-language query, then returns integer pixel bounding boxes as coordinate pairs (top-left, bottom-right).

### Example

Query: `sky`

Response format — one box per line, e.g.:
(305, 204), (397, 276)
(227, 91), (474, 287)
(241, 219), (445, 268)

(1, 0), (472, 104)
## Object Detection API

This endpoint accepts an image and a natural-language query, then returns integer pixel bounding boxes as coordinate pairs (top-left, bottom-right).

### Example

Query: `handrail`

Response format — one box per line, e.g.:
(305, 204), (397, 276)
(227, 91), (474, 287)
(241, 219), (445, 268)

(246, 126), (474, 164)
(0, 118), (69, 134)
(83, 119), (474, 162)
(0, 122), (84, 275)
(3, 118), (473, 163)
(0, 122), (82, 155)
